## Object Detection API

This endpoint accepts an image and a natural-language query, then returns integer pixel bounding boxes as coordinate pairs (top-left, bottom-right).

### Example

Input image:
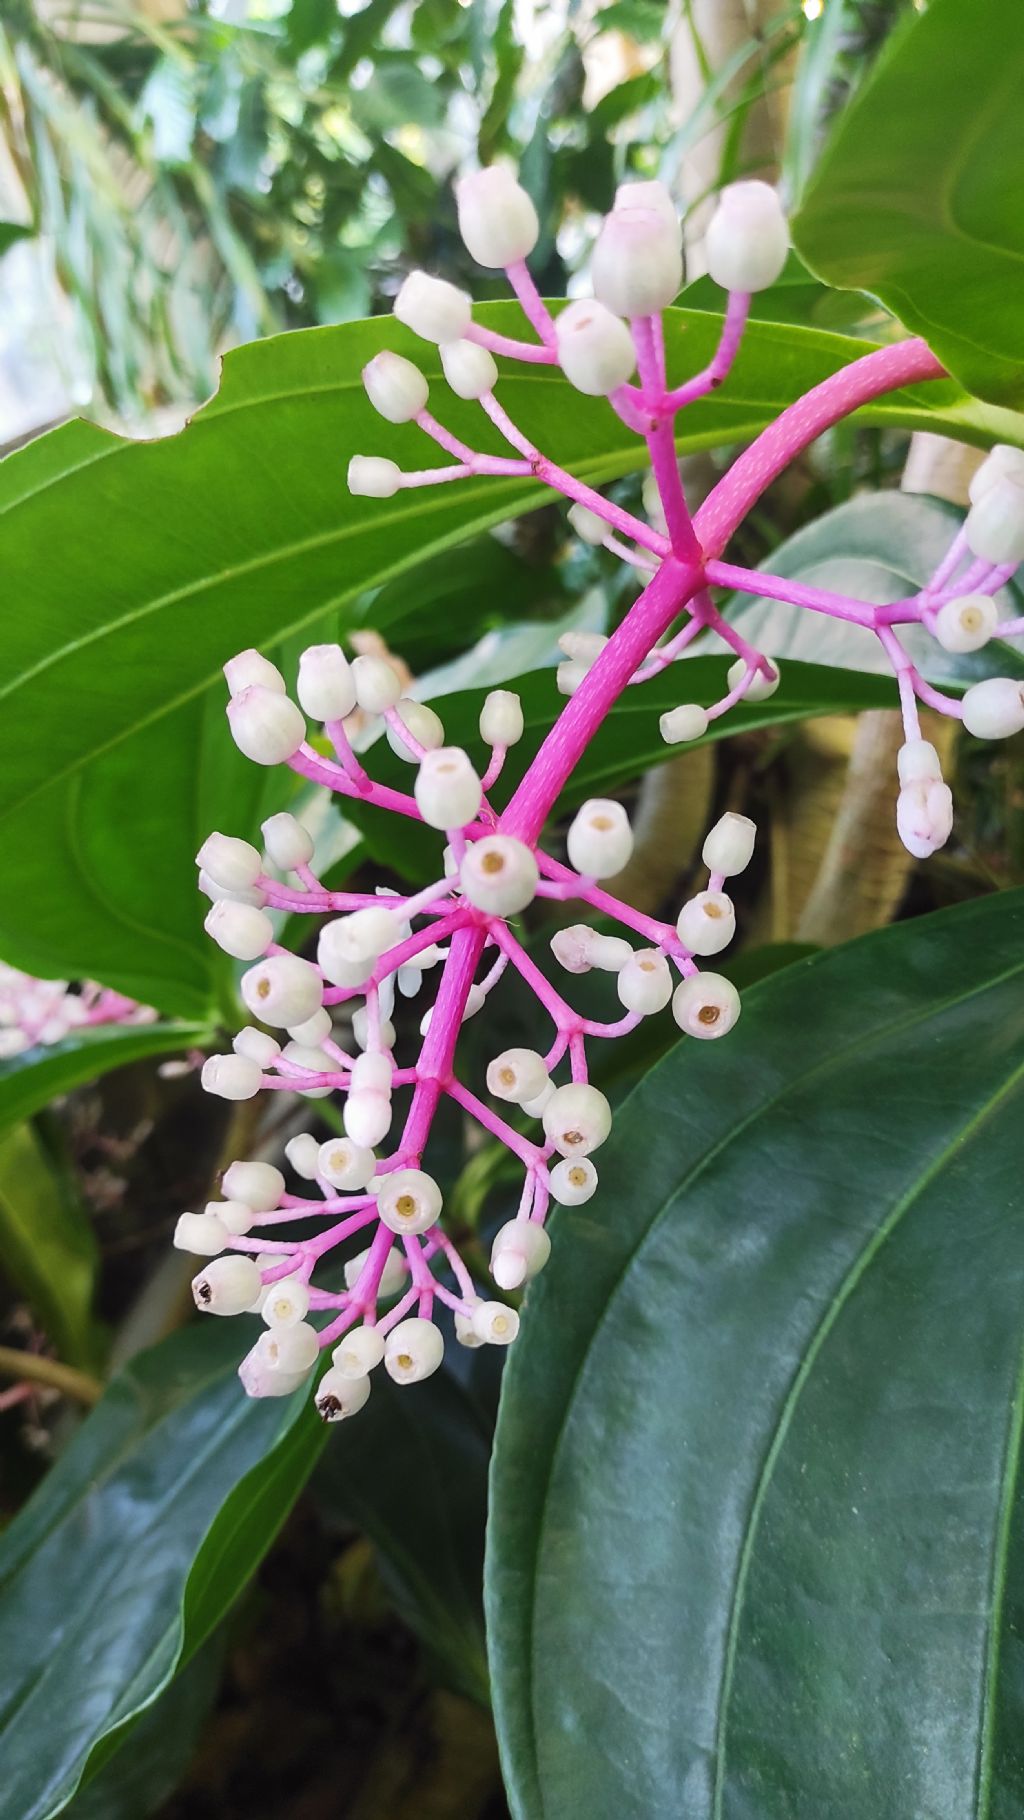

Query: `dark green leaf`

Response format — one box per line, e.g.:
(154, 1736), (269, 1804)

(0, 220), (33, 257)
(0, 1120), (100, 1368)
(0, 1021), (210, 1135)
(65, 1637), (224, 1820)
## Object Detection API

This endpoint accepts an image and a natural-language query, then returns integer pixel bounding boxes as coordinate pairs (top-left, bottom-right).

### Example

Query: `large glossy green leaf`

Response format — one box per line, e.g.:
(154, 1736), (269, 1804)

(65, 1639), (224, 1820)
(0, 1320), (326, 1820)
(2, 307), (1019, 1011)
(0, 1021), (210, 1134)
(0, 1120), (101, 1368)
(793, 0), (1024, 407)
(487, 889), (1024, 1819)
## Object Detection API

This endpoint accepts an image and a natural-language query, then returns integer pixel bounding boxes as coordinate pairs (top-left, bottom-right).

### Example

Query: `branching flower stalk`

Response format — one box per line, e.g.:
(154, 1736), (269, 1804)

(176, 167), (1024, 1420)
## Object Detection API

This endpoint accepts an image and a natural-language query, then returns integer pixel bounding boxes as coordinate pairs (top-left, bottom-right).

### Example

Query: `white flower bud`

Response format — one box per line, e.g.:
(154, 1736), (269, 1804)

(352, 1052), (393, 1095)
(297, 643), (357, 721)
(549, 1157), (598, 1207)
(201, 1054), (262, 1101)
(934, 593), (998, 654)
(224, 649), (285, 697)
(280, 1043), (333, 1099)
(421, 984), (485, 1034)
(240, 954), (323, 1028)
(961, 677), (1024, 740)
(344, 1245), (408, 1298)
(490, 1219), (552, 1286)
(347, 455), (402, 499)
(705, 181), (788, 293)
(702, 812), (756, 877)
(208, 1198), (254, 1235)
(455, 1308), (486, 1348)
(319, 908), (400, 988)
(386, 698), (445, 760)
(521, 1081), (555, 1119)
(588, 933), (634, 972)
(896, 779), (954, 860)
(196, 832), (262, 893)
(285, 1132), (321, 1179)
(315, 1368), (371, 1422)
(351, 1005), (397, 1051)
(543, 1082), (612, 1157)
(969, 444), (1024, 505)
(568, 501), (611, 546)
(676, 890), (736, 956)
(377, 1167), (442, 1236)
(362, 349), (429, 423)
(260, 1320), (320, 1375)
(344, 1090), (393, 1148)
(352, 653), (404, 713)
(222, 1159), (285, 1212)
(456, 164), (539, 267)
(672, 971), (741, 1039)
(460, 834), (539, 915)
(414, 746), (482, 830)
(591, 199), (683, 318)
(480, 689), (524, 747)
(394, 271), (471, 343)
(332, 1326), (386, 1377)
(614, 178), (677, 221)
(197, 871), (267, 909)
(233, 1027), (281, 1067)
(486, 1047), (550, 1104)
(550, 924), (596, 974)
(174, 1210), (229, 1255)
(288, 1007), (333, 1047)
(556, 659), (588, 697)
(660, 703), (709, 745)
(897, 739), (943, 784)
(728, 656), (779, 702)
(567, 798), (633, 879)
(245, 1256), (287, 1314)
(555, 299), (636, 397)
(238, 1339), (308, 1400)
(558, 631), (608, 668)
(316, 1137), (376, 1189)
(261, 811), (314, 872)
(204, 899), (273, 961)
(192, 1254), (262, 1316)
(617, 948), (672, 1015)
(965, 477), (1024, 565)
(472, 1301), (520, 1346)
(262, 1273), (310, 1327)
(385, 1317), (445, 1384)
(227, 686), (305, 766)
(440, 338), (498, 400)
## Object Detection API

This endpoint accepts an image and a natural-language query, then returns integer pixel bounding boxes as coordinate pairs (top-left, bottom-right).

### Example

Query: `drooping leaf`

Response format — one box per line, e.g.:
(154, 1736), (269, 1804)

(0, 1021), (211, 1135)
(65, 1637), (225, 1820)
(0, 1120), (101, 1368)
(487, 888), (1024, 1818)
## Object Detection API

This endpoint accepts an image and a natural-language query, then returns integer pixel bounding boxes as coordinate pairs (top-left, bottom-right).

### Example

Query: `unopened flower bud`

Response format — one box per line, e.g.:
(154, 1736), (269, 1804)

(486, 1047), (550, 1104)
(347, 456), (402, 499)
(233, 1027), (281, 1067)
(362, 349), (429, 422)
(490, 1219), (552, 1286)
(238, 1339), (308, 1400)
(377, 1167), (442, 1236)
(227, 686), (305, 766)
(567, 798), (633, 878)
(197, 871), (267, 909)
(351, 1052), (392, 1095)
(558, 631), (608, 668)
(316, 1368), (371, 1422)
(456, 165), (539, 267)
(260, 1320), (320, 1375)
(728, 656), (779, 701)
(285, 1132), (321, 1179)
(281, 1042), (334, 1098)
(934, 593), (998, 654)
(332, 1326), (386, 1377)
(440, 338), (498, 399)
(614, 178), (677, 222)
(521, 1081), (555, 1119)
(969, 444), (1024, 505)
(961, 677), (1024, 740)
(473, 1301), (520, 1346)
(224, 649), (285, 697)
(677, 891), (735, 957)
(617, 948), (672, 1015)
(352, 653), (403, 713)
(386, 698), (445, 760)
(672, 971), (741, 1039)
(555, 299), (636, 396)
(193, 1254), (262, 1316)
(261, 811), (314, 872)
(897, 739), (943, 784)
(480, 689), (524, 747)
(223, 1159), (285, 1212)
(297, 643), (357, 721)
(588, 933), (634, 972)
(394, 271), (471, 343)
(344, 1090), (393, 1148)
(320, 907), (400, 985)
(288, 1008), (333, 1047)
(174, 1210), (229, 1255)
(660, 703), (709, 745)
(262, 1273), (310, 1327)
(317, 1137), (376, 1189)
(205, 1196), (255, 1236)
(896, 779), (954, 859)
(415, 746), (482, 830)
(568, 501), (611, 546)
(422, 982), (485, 1035)
(241, 953), (323, 1028)
(455, 1308), (486, 1348)
(557, 659), (588, 696)
(460, 834), (539, 915)
(591, 197), (683, 318)
(543, 1082), (612, 1157)
(550, 924), (596, 974)
(965, 477), (1024, 565)
(196, 832), (262, 893)
(204, 899), (273, 961)
(344, 1245), (408, 1298)
(351, 1005), (397, 1051)
(385, 1317), (444, 1384)
(201, 1053), (262, 1101)
(705, 181), (788, 293)
(702, 812), (756, 877)
(549, 1157), (598, 1207)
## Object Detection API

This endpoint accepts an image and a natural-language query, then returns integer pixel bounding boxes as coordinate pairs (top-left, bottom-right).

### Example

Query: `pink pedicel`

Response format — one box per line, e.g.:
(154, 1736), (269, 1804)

(180, 172), (1024, 1420)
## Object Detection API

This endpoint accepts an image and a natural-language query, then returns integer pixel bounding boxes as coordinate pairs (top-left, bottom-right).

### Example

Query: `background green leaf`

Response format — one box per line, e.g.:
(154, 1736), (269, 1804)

(0, 1021), (210, 1134)
(0, 1119), (101, 1368)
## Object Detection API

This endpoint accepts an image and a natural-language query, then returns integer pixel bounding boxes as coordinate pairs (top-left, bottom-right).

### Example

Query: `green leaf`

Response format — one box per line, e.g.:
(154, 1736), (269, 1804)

(793, 0), (1024, 407)
(65, 1638), (224, 1820)
(0, 1320), (326, 1820)
(0, 220), (33, 258)
(0, 1120), (100, 1368)
(487, 888), (1024, 1818)
(0, 1021), (210, 1135)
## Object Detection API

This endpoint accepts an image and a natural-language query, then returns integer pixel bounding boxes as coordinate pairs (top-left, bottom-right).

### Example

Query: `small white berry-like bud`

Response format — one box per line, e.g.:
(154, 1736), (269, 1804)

(385, 1317), (445, 1383)
(347, 455), (402, 499)
(352, 653), (403, 713)
(702, 812), (756, 877)
(207, 1197), (254, 1235)
(351, 1006), (397, 1052)
(261, 1320), (320, 1375)
(480, 689), (524, 748)
(672, 971), (741, 1039)
(377, 1167), (442, 1236)
(567, 798), (634, 878)
(728, 657), (779, 702)
(227, 686), (305, 766)
(317, 1137), (376, 1189)
(460, 834), (539, 915)
(934, 593), (999, 654)
(589, 933), (634, 972)
(490, 1219), (552, 1286)
(420, 982), (485, 1036)
(281, 1042), (334, 1099)
(486, 1047), (550, 1104)
(351, 1051), (393, 1095)
(332, 1326), (386, 1377)
(455, 1308), (486, 1348)
(415, 746), (482, 830)
(288, 1007), (333, 1047)
(556, 659), (588, 697)
(174, 1210), (229, 1255)
(440, 338), (499, 400)
(315, 1368), (371, 1422)
(344, 1090), (393, 1148)
(896, 779), (954, 860)
(549, 1157), (598, 1207)
(246, 1255), (287, 1314)
(558, 630), (608, 668)
(362, 349), (429, 422)
(223, 1159), (285, 1212)
(472, 1301), (520, 1346)
(196, 832), (262, 893)
(201, 1054), (262, 1101)
(285, 1132), (321, 1179)
(677, 888), (736, 957)
(224, 649), (286, 697)
(192, 1254), (262, 1316)
(297, 643), (357, 721)
(241, 953), (323, 1028)
(591, 197), (683, 318)
(204, 899), (273, 961)
(660, 703), (709, 745)
(969, 444), (1024, 504)
(394, 270), (471, 343)
(197, 871), (267, 909)
(961, 677), (1024, 740)
(238, 1338), (308, 1400)
(233, 1027), (281, 1067)
(456, 164), (539, 267)
(543, 1082), (612, 1157)
(614, 178), (677, 221)
(319, 908), (400, 988)
(261, 811), (314, 872)
(568, 501), (612, 546)
(897, 739), (943, 784)
(617, 948), (672, 1015)
(262, 1273), (310, 1327)
(550, 924), (596, 974)
(521, 1081), (555, 1118)
(705, 181), (788, 293)
(555, 299), (636, 397)
(386, 698), (445, 760)
(344, 1245), (407, 1298)
(965, 476), (1024, 565)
